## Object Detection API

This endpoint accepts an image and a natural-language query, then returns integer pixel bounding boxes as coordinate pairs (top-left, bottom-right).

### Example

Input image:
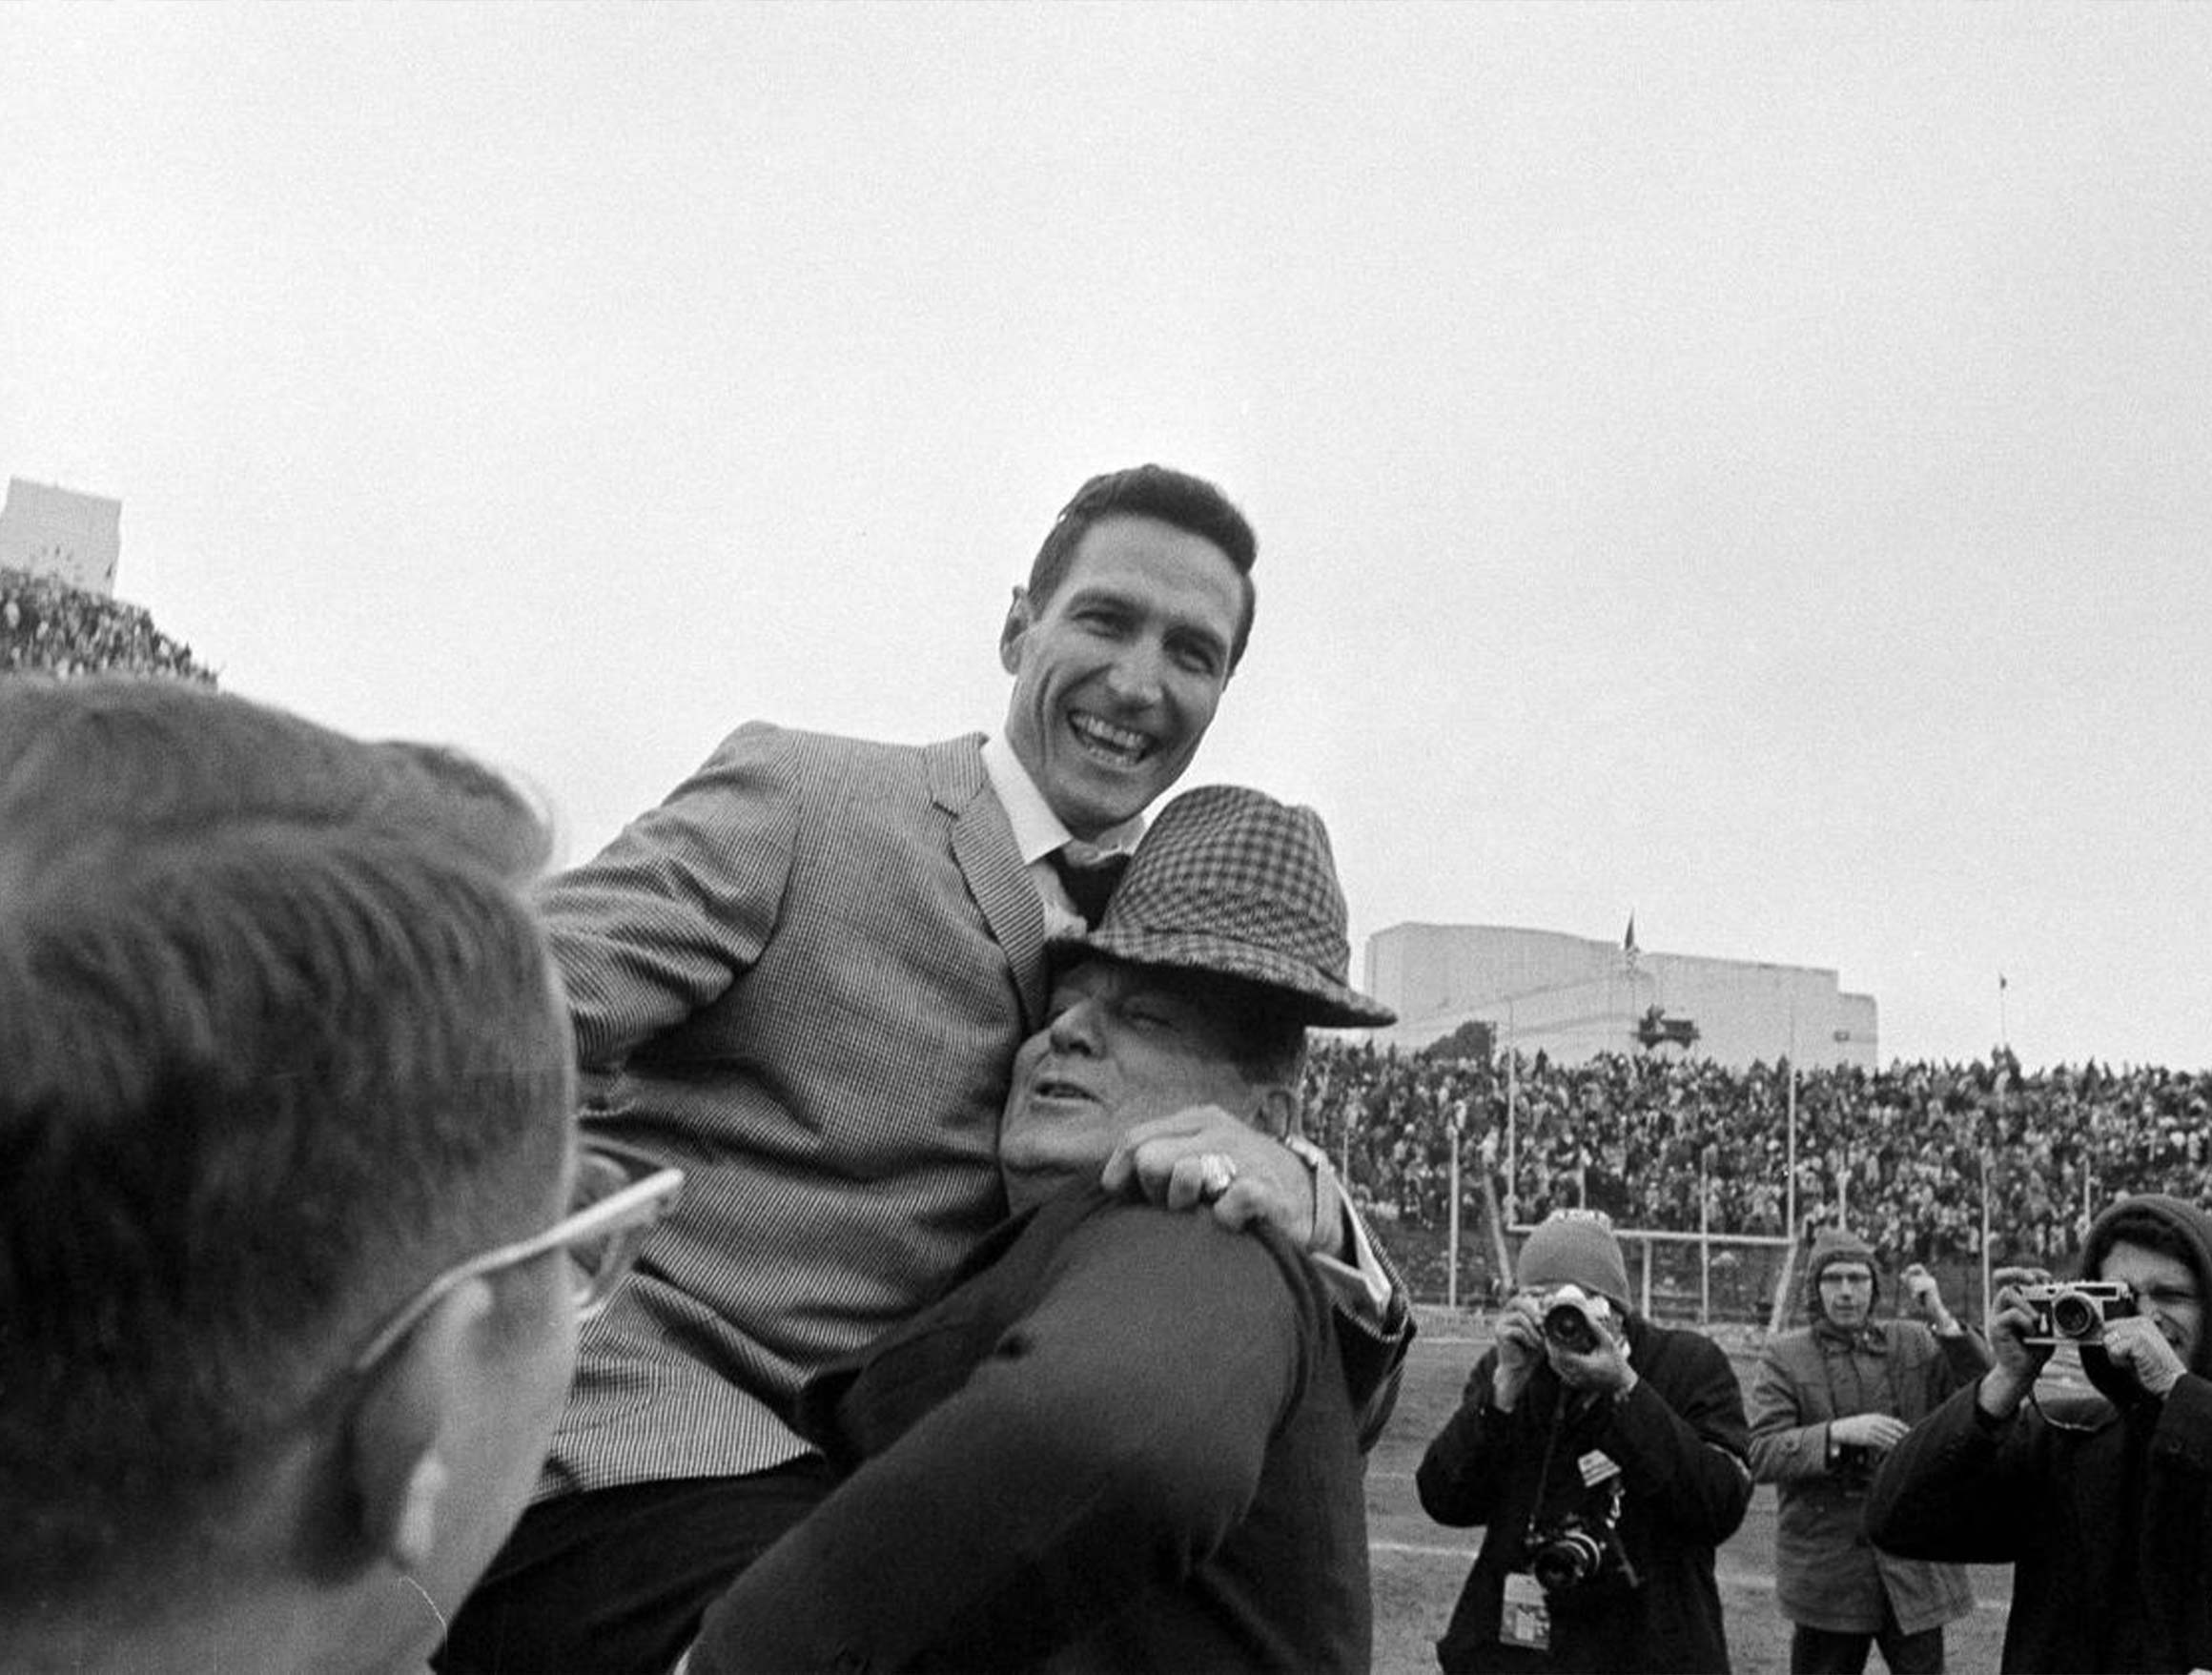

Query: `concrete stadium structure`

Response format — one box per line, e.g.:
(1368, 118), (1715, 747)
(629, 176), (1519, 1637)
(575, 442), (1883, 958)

(0, 479), (121, 595)
(1364, 922), (1877, 1069)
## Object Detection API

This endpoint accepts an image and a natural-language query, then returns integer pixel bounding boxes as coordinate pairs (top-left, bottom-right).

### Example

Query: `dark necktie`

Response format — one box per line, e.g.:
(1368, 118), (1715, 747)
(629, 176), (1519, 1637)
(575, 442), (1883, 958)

(1049, 847), (1129, 929)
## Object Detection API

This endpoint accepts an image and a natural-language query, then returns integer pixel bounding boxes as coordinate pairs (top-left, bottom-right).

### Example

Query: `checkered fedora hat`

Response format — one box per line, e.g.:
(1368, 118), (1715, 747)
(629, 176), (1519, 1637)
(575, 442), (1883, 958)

(1082, 785), (1396, 1029)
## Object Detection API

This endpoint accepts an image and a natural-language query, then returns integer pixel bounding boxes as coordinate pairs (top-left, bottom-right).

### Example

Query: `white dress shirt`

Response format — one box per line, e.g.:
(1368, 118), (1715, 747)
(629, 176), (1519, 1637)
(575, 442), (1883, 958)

(979, 733), (1141, 939)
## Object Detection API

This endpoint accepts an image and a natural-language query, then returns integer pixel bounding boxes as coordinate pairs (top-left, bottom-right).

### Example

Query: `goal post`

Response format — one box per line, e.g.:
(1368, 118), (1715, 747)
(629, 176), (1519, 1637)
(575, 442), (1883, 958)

(1500, 1223), (1795, 1327)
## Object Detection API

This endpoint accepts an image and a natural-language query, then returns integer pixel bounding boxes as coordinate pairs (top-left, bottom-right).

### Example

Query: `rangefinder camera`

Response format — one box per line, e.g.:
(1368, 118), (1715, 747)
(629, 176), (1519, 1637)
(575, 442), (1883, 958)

(1541, 1284), (1617, 1355)
(2019, 1279), (2134, 1344)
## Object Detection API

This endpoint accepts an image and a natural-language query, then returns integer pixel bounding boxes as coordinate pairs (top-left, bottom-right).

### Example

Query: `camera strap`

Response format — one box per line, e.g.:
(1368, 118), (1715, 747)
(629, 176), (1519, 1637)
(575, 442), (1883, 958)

(1527, 1391), (1569, 1528)
(1494, 1395), (1569, 1648)
(1500, 1400), (1630, 1653)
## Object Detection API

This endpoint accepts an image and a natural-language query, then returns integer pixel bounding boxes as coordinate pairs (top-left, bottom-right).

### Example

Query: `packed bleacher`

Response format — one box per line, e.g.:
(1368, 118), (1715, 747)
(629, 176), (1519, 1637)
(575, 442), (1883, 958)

(1304, 1039), (2212, 1275)
(1, 565), (216, 684)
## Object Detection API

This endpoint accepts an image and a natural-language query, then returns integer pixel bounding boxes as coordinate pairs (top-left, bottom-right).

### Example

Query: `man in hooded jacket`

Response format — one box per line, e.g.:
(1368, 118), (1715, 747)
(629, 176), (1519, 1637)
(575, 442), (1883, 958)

(1749, 1228), (1990, 1672)
(1865, 1194), (2212, 1674)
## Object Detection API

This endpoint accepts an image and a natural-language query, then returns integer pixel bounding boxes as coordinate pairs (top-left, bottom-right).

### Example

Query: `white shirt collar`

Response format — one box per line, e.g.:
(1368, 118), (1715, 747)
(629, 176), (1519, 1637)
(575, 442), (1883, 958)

(980, 733), (1143, 866)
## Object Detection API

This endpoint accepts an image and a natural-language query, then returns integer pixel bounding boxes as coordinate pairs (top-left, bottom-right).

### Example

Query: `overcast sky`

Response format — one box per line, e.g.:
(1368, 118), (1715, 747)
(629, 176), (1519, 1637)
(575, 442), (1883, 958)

(7, 4), (2208, 1072)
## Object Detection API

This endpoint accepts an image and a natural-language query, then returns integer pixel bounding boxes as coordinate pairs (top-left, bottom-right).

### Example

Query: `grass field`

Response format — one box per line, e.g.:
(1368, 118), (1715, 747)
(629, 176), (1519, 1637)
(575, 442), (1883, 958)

(1368, 1309), (2013, 1674)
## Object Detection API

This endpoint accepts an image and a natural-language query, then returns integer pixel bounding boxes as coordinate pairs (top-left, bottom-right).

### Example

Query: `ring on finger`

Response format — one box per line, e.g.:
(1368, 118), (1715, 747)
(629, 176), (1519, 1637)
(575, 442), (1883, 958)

(1196, 1152), (1239, 1200)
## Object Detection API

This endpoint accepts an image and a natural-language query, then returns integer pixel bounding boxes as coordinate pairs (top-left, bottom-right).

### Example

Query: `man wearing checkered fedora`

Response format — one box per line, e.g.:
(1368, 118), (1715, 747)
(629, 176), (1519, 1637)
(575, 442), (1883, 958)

(684, 785), (1399, 1673)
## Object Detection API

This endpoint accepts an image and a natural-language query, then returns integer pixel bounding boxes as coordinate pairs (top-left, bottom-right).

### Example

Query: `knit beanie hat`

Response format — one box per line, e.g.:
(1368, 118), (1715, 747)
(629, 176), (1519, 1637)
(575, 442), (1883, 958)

(2081, 1193), (2212, 1377)
(1804, 1225), (1881, 1318)
(1516, 1210), (1631, 1311)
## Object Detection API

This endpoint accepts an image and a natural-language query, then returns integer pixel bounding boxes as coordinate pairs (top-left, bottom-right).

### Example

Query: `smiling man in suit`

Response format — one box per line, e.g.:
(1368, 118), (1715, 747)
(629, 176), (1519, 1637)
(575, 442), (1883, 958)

(438, 465), (1408, 1675)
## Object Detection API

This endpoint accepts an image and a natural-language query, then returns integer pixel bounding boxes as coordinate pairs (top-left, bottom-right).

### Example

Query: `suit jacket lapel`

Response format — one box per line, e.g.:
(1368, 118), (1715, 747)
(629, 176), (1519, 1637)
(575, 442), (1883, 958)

(928, 735), (1050, 1030)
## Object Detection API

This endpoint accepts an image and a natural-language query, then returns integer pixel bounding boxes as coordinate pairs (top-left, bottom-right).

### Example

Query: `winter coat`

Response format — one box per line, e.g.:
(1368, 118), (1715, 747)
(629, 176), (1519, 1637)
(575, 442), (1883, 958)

(1865, 1194), (2212, 1673)
(1749, 1315), (1989, 1633)
(1418, 1313), (1752, 1673)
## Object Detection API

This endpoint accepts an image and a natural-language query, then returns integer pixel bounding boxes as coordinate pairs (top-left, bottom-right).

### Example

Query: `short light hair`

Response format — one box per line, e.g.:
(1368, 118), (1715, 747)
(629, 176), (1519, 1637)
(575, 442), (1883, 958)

(0, 678), (569, 1605)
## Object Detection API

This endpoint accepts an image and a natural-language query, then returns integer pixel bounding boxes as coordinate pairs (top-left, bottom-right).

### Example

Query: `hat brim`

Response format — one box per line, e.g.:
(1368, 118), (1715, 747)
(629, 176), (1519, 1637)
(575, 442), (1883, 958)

(1055, 926), (1398, 1030)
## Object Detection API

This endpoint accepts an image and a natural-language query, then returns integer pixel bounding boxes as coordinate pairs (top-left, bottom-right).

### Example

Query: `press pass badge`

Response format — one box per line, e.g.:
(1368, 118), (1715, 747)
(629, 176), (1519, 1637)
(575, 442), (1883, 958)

(1500, 1570), (1551, 1651)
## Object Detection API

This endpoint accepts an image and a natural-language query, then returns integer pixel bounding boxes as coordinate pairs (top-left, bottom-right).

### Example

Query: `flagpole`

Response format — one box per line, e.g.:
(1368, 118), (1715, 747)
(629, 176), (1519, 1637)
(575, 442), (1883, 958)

(1505, 1001), (1519, 1229)
(1787, 1066), (1798, 1243)
(1786, 1002), (1798, 1247)
(1991, 1133), (2008, 1318)
(1998, 972), (2009, 1054)
(1447, 1118), (1463, 1312)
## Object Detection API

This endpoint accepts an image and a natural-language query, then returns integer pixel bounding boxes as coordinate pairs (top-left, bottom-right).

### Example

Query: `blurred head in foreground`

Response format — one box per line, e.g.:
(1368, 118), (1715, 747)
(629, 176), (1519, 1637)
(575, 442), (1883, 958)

(0, 678), (676, 1673)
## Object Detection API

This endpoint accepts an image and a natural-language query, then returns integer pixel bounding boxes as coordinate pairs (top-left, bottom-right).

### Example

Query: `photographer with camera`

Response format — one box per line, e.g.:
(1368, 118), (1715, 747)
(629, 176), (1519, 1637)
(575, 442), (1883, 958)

(1419, 1210), (1752, 1673)
(1865, 1195), (2212, 1673)
(1748, 1229), (1991, 1672)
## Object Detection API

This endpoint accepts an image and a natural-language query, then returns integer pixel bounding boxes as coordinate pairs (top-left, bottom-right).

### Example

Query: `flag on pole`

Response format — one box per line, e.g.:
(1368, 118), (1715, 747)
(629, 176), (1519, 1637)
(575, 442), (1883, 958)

(1624, 912), (1639, 974)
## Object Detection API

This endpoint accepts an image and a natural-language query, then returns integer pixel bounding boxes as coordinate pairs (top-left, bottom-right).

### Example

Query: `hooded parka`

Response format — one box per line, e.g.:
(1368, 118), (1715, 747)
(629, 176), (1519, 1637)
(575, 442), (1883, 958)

(1866, 1195), (2212, 1673)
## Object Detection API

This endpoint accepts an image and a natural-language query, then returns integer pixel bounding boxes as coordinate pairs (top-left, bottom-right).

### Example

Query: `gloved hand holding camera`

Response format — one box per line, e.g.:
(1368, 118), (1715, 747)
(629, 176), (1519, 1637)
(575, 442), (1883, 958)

(1982, 1256), (2197, 1416)
(1488, 1293), (1547, 1413)
(1979, 1266), (2059, 1419)
(1537, 1283), (1637, 1397)
(1490, 1281), (1638, 1410)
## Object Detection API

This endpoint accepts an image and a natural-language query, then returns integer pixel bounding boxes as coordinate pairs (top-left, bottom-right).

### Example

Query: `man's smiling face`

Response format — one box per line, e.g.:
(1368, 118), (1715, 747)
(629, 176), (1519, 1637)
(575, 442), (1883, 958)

(2100, 1238), (2204, 1369)
(999, 514), (1243, 841)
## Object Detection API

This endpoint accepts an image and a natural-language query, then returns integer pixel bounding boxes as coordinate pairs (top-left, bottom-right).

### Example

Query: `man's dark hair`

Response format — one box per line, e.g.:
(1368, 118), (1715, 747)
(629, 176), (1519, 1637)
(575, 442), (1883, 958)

(0, 678), (568, 1606)
(1026, 464), (1260, 667)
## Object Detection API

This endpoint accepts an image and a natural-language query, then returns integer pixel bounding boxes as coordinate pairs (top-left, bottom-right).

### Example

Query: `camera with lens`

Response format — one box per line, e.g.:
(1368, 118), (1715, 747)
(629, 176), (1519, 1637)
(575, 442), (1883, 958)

(1831, 1441), (1876, 1489)
(2019, 1280), (2134, 1344)
(1524, 1516), (1608, 1593)
(1540, 1284), (1617, 1355)
(1522, 1509), (1641, 1597)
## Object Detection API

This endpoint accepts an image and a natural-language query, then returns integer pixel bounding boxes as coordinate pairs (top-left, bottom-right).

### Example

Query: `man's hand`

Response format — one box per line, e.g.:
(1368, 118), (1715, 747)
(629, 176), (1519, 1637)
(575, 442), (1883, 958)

(2098, 1314), (2188, 1402)
(1979, 1269), (2056, 1420)
(1830, 1412), (1911, 1453)
(1547, 1315), (1635, 1398)
(1100, 1108), (1317, 1250)
(1490, 1295), (1546, 1413)
(1900, 1262), (1958, 1333)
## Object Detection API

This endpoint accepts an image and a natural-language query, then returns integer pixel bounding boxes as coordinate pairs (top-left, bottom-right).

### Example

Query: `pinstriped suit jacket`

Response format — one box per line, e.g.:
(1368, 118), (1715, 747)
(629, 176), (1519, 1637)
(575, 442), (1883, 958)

(535, 723), (1052, 1496)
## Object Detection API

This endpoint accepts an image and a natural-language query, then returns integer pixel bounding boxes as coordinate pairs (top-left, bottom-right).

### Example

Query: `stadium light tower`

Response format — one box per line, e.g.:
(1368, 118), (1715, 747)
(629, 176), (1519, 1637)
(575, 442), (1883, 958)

(1496, 972), (1620, 1227)
(1786, 997), (1798, 1248)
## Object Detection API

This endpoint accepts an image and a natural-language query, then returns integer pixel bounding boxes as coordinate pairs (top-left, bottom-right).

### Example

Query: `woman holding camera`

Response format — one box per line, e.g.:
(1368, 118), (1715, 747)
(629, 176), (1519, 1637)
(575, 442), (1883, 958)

(1418, 1210), (1754, 1673)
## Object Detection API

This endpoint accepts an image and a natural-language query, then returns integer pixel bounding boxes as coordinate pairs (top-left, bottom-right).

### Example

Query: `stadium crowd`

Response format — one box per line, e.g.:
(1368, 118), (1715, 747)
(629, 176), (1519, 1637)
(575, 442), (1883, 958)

(1, 565), (215, 683)
(1305, 1040), (2212, 1270)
